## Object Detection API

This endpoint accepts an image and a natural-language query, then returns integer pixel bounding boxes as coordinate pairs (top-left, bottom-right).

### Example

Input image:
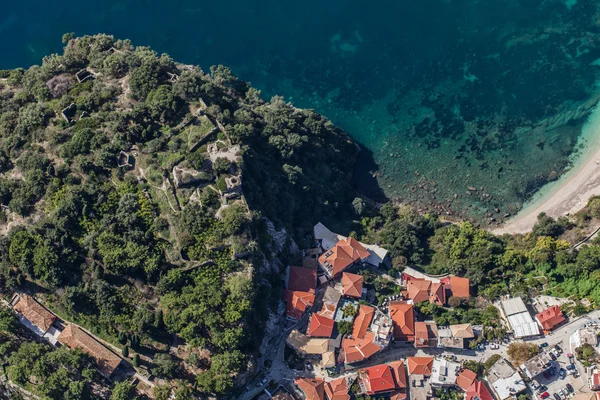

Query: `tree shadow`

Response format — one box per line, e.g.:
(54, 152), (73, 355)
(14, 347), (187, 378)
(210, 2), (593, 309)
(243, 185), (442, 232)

(352, 143), (387, 203)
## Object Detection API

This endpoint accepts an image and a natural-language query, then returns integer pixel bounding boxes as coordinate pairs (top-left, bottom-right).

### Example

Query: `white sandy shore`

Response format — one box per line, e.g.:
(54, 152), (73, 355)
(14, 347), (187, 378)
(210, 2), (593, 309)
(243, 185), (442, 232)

(492, 102), (600, 235)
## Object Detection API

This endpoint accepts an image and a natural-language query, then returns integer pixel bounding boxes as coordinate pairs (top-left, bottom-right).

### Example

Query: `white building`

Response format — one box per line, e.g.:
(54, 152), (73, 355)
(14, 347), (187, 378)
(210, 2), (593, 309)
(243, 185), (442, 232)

(487, 358), (527, 400)
(430, 358), (461, 386)
(499, 297), (540, 338)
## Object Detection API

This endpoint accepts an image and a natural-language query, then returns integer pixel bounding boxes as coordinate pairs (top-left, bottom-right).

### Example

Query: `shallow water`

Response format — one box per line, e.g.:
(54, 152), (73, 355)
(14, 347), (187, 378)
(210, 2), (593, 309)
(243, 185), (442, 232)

(3, 0), (600, 222)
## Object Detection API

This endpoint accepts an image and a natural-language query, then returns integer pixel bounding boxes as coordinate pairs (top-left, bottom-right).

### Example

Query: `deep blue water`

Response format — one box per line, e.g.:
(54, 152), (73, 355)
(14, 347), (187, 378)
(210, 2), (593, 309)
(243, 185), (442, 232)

(3, 0), (600, 220)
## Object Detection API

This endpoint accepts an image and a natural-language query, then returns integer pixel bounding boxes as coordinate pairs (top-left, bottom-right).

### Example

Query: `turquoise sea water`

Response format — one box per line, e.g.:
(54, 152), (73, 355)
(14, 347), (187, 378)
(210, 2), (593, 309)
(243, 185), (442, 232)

(4, 0), (600, 222)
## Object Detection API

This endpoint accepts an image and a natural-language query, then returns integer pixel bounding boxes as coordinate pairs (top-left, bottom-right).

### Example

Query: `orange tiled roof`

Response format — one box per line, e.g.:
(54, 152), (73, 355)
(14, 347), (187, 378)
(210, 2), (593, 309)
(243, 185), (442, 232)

(390, 360), (407, 388)
(352, 304), (375, 339)
(308, 314), (335, 338)
(295, 377), (325, 400)
(415, 321), (438, 348)
(407, 357), (434, 375)
(466, 380), (494, 400)
(319, 237), (370, 277)
(57, 324), (122, 377)
(407, 279), (432, 303)
(325, 377), (351, 400)
(284, 290), (315, 320)
(319, 302), (337, 320)
(389, 302), (415, 341)
(287, 266), (317, 293)
(341, 272), (364, 298)
(536, 305), (566, 331)
(390, 391), (408, 400)
(342, 331), (381, 363)
(361, 364), (396, 394)
(449, 276), (470, 298)
(430, 282), (446, 306)
(13, 294), (56, 333)
(456, 369), (477, 391)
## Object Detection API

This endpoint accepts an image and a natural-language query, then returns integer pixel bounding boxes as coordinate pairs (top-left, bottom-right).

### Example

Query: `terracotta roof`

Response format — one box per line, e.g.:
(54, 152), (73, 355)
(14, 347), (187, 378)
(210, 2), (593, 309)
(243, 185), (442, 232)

(415, 321), (438, 348)
(284, 290), (315, 319)
(536, 305), (566, 331)
(390, 360), (407, 388)
(407, 279), (431, 303)
(407, 357), (434, 375)
(308, 314), (335, 338)
(390, 391), (408, 400)
(341, 272), (364, 298)
(361, 364), (396, 394)
(57, 324), (121, 377)
(325, 377), (351, 400)
(13, 294), (56, 333)
(342, 331), (381, 363)
(430, 282), (446, 305)
(287, 266), (317, 293)
(389, 302), (415, 341)
(295, 377), (325, 400)
(466, 380), (494, 400)
(319, 302), (337, 319)
(450, 323), (475, 339)
(456, 369), (477, 391)
(286, 330), (331, 355)
(352, 304), (375, 339)
(318, 237), (370, 277)
(448, 276), (470, 298)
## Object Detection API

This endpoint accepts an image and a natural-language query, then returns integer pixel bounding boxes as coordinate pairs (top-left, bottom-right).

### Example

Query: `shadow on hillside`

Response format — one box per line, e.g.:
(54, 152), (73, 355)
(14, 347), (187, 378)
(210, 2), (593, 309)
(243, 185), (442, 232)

(352, 142), (387, 204)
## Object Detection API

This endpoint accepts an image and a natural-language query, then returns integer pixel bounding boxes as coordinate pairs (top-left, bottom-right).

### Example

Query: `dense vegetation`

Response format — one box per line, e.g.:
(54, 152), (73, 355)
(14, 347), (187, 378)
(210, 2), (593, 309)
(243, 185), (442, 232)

(357, 200), (600, 306)
(0, 33), (359, 398)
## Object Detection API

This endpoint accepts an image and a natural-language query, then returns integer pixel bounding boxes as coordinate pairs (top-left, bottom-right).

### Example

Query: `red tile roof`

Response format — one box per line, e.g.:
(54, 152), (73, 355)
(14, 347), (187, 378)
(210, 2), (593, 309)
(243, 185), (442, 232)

(352, 304), (375, 339)
(430, 282), (446, 306)
(325, 377), (351, 400)
(307, 314), (335, 338)
(407, 357), (434, 375)
(342, 331), (381, 363)
(415, 321), (438, 348)
(536, 305), (566, 331)
(466, 380), (494, 400)
(361, 364), (396, 394)
(13, 294), (56, 333)
(318, 237), (370, 277)
(284, 290), (315, 319)
(390, 360), (407, 388)
(407, 279), (431, 303)
(319, 302), (337, 320)
(389, 302), (415, 341)
(287, 266), (317, 293)
(448, 276), (470, 298)
(341, 272), (364, 298)
(295, 378), (325, 400)
(456, 369), (477, 391)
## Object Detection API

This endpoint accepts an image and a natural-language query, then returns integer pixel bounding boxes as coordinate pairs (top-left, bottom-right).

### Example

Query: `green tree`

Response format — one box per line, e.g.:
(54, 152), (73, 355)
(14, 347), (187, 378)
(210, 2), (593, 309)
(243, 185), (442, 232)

(110, 381), (139, 400)
(152, 353), (177, 378)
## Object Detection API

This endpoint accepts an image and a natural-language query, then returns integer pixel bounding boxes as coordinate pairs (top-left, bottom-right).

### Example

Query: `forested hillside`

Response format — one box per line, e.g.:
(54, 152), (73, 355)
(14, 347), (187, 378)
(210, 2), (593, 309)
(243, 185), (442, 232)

(0, 33), (358, 398)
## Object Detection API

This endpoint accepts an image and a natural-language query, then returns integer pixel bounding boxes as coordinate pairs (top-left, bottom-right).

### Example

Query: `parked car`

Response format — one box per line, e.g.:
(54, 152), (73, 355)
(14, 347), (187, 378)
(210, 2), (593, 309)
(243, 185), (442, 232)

(554, 344), (562, 353)
(537, 385), (548, 394)
(566, 384), (574, 393)
(541, 392), (550, 399)
(261, 378), (268, 385)
(549, 353), (557, 361)
(532, 381), (541, 390)
(567, 353), (575, 363)
(540, 342), (549, 348)
(551, 348), (560, 357)
(566, 364), (575, 371)
(490, 343), (499, 349)
(553, 394), (561, 400)
(559, 368), (566, 379)
(560, 388), (569, 398)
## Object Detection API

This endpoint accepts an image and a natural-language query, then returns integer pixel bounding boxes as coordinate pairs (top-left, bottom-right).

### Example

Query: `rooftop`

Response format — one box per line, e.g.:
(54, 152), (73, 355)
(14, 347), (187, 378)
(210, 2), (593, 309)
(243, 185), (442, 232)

(325, 376), (352, 400)
(295, 377), (326, 400)
(307, 314), (335, 338)
(389, 301), (415, 341)
(520, 353), (552, 379)
(361, 364), (397, 394)
(318, 237), (370, 277)
(450, 323), (475, 339)
(430, 358), (461, 386)
(501, 297), (528, 316)
(284, 290), (315, 320)
(287, 265), (317, 293)
(448, 276), (471, 298)
(57, 324), (122, 377)
(12, 294), (57, 333)
(352, 304), (375, 339)
(456, 369), (477, 391)
(466, 381), (494, 400)
(535, 305), (566, 331)
(407, 357), (434, 376)
(287, 330), (331, 355)
(415, 321), (438, 348)
(341, 272), (364, 298)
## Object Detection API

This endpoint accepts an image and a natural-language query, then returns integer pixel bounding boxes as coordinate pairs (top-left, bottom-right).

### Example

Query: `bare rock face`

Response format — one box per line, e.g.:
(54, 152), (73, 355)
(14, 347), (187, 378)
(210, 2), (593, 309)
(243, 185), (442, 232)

(172, 166), (212, 188)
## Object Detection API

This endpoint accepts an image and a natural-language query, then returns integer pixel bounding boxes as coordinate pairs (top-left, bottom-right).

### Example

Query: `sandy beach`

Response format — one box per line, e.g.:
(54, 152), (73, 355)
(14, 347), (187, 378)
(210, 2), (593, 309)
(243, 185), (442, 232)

(492, 102), (600, 235)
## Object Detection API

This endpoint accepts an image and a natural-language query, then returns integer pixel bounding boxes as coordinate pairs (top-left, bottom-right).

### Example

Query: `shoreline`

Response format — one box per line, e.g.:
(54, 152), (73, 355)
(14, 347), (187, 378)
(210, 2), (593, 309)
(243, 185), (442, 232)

(492, 101), (600, 235)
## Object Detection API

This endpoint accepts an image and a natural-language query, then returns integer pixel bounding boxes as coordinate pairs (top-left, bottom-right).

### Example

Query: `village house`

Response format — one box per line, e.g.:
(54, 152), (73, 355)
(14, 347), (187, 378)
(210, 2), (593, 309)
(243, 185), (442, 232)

(573, 326), (598, 348)
(389, 301), (416, 342)
(466, 380), (495, 400)
(286, 330), (335, 368)
(437, 323), (476, 349)
(589, 369), (600, 391)
(57, 324), (123, 378)
(486, 357), (526, 400)
(407, 357), (434, 400)
(317, 237), (370, 278)
(319, 283), (342, 320)
(11, 294), (60, 345)
(405, 279), (446, 306)
(358, 361), (407, 399)
(284, 266), (317, 320)
(535, 305), (566, 332)
(415, 321), (438, 348)
(520, 352), (553, 379)
(430, 358), (461, 387)
(307, 314), (335, 338)
(341, 272), (364, 299)
(456, 369), (477, 392)
(341, 305), (381, 364)
(325, 375), (354, 400)
(295, 377), (326, 400)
